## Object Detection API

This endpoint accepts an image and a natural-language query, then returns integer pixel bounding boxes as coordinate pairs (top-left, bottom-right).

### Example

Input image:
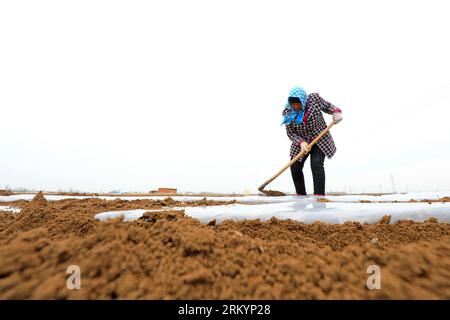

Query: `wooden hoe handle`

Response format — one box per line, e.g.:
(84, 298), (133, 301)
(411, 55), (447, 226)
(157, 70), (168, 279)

(258, 121), (336, 193)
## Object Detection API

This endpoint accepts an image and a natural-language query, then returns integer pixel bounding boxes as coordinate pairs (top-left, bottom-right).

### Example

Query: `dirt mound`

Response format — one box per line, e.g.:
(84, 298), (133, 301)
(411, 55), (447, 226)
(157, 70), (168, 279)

(0, 196), (236, 213)
(407, 197), (450, 203)
(216, 216), (449, 250)
(259, 190), (286, 196)
(0, 190), (13, 196)
(319, 197), (450, 204)
(317, 198), (332, 202)
(0, 198), (449, 299)
(0, 212), (16, 232)
(31, 191), (48, 206)
(3, 193), (95, 238)
(3, 192), (57, 235)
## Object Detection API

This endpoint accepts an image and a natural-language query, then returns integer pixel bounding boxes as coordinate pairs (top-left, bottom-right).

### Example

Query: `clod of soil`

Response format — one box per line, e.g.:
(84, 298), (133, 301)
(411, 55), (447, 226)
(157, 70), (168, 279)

(260, 190), (286, 197)
(0, 193), (449, 299)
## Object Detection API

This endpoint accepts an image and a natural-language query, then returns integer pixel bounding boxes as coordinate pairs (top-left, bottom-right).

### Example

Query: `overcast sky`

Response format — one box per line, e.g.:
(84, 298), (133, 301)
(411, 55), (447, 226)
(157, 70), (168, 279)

(1, 0), (450, 194)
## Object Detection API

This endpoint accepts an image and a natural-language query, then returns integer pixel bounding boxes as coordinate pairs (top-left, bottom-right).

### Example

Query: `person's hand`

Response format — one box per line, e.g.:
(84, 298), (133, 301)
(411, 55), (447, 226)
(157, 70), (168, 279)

(332, 112), (343, 124)
(300, 141), (310, 153)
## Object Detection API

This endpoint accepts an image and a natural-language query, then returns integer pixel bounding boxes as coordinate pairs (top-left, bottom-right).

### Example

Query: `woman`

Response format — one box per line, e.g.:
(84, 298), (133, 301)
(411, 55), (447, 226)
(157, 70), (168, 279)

(282, 86), (343, 196)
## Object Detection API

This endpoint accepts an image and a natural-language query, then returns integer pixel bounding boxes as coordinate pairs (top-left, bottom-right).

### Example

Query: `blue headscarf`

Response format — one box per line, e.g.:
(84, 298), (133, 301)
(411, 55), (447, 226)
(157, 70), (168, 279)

(281, 86), (308, 125)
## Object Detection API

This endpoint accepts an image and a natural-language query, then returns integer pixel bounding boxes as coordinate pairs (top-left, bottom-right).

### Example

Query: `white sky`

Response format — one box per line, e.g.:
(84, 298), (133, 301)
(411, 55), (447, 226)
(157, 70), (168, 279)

(1, 0), (450, 194)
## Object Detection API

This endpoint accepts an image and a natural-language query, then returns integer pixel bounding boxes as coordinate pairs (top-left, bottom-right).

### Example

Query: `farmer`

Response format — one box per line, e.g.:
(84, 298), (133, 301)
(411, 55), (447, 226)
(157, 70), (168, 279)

(282, 86), (342, 196)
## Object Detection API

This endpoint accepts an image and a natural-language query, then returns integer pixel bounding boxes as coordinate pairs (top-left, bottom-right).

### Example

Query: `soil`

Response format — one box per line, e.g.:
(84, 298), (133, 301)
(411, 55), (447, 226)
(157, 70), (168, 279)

(408, 197), (450, 203)
(0, 190), (13, 196)
(259, 190), (286, 197)
(314, 197), (450, 204)
(6, 191), (246, 197)
(0, 192), (449, 299)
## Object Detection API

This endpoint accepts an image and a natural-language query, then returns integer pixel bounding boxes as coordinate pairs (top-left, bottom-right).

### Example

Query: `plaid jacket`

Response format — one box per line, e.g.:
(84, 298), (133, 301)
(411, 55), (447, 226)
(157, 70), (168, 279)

(283, 93), (341, 161)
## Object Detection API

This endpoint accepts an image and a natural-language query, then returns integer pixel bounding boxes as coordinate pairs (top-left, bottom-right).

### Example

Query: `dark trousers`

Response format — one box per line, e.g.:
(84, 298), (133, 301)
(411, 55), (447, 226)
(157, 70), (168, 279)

(290, 144), (326, 195)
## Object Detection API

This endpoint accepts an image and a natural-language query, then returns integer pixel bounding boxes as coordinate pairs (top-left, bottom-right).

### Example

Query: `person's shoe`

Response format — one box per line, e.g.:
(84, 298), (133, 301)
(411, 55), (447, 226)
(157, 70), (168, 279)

(313, 194), (325, 196)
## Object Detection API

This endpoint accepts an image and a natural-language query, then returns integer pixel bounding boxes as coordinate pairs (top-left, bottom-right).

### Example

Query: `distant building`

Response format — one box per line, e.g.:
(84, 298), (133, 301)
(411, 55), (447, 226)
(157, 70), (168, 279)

(150, 187), (177, 194)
